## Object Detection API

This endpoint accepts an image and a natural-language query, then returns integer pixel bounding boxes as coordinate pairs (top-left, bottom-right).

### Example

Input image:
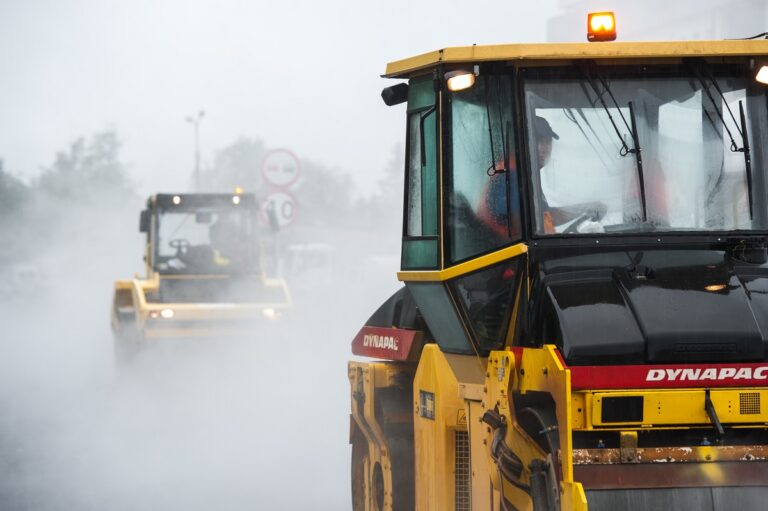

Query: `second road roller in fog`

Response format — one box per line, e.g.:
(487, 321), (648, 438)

(111, 191), (290, 362)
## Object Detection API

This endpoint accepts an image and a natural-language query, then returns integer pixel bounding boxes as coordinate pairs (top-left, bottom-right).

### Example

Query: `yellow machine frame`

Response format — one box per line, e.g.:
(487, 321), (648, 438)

(349, 36), (768, 511)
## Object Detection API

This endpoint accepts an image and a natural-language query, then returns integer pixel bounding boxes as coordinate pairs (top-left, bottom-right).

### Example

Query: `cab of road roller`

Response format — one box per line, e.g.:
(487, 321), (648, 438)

(349, 25), (768, 511)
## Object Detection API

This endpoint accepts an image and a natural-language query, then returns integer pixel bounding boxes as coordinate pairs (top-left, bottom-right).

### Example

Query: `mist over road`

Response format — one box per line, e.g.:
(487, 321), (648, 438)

(0, 203), (399, 510)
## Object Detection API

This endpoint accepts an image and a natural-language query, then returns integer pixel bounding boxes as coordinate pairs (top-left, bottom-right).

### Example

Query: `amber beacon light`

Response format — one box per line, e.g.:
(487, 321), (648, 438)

(588, 12), (617, 42)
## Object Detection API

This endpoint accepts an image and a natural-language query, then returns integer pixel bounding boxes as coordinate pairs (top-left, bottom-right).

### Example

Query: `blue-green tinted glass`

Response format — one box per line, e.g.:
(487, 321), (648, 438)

(408, 75), (435, 112)
(406, 111), (437, 238)
(421, 110), (437, 235)
(406, 282), (473, 354)
(402, 239), (438, 269)
(404, 74), (439, 270)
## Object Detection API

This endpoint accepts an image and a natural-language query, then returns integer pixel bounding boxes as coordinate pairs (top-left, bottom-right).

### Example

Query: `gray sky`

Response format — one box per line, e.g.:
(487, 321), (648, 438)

(4, 0), (766, 195)
(0, 0), (557, 195)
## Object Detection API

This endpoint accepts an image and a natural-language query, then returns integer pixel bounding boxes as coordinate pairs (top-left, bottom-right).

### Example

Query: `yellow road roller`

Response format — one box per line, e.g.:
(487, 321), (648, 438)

(111, 192), (290, 362)
(349, 13), (768, 510)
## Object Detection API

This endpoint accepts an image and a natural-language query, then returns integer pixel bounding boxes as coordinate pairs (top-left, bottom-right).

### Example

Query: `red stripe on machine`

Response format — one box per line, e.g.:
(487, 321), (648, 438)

(570, 362), (768, 390)
(351, 326), (420, 361)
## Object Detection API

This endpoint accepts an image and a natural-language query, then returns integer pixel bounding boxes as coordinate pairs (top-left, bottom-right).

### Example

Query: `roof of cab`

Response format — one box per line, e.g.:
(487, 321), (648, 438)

(384, 40), (768, 78)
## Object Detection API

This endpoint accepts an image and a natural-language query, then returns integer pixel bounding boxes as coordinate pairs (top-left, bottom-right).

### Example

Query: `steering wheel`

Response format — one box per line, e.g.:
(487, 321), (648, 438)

(168, 238), (191, 256)
(561, 202), (607, 234)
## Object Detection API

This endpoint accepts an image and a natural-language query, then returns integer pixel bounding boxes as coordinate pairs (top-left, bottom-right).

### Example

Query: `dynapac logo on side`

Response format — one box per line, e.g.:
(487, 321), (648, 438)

(363, 334), (399, 351)
(352, 326), (420, 361)
(646, 367), (768, 382)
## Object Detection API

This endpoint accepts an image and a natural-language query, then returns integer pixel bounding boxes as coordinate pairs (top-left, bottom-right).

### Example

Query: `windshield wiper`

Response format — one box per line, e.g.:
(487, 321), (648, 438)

(483, 75), (510, 177)
(579, 62), (647, 221)
(579, 63), (634, 156)
(627, 101), (647, 221)
(484, 75), (517, 239)
(686, 58), (754, 219)
(686, 60), (744, 152)
(739, 100), (754, 219)
(564, 107), (613, 172)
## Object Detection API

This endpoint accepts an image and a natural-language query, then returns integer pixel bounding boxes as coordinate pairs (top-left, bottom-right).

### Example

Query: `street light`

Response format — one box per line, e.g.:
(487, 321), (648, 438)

(186, 110), (205, 191)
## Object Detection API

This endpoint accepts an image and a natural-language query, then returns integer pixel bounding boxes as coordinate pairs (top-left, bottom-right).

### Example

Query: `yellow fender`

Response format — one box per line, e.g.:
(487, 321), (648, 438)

(484, 347), (588, 510)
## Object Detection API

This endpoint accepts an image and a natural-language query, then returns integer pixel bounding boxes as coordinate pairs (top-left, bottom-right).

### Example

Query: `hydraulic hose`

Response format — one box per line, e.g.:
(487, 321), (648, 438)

(482, 410), (531, 495)
(517, 406), (559, 455)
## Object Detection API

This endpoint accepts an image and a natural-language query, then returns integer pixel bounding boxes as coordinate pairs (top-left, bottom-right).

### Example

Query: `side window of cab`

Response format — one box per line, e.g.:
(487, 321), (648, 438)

(402, 75), (439, 270)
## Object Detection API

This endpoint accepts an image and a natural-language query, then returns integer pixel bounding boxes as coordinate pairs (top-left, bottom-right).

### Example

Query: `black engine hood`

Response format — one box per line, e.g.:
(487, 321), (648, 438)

(535, 249), (768, 365)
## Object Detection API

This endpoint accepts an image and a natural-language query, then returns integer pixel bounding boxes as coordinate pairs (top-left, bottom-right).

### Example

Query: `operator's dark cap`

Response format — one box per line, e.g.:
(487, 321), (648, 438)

(535, 116), (559, 140)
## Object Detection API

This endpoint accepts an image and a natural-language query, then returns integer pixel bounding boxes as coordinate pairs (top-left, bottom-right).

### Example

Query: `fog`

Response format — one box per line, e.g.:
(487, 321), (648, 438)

(0, 0), (556, 195)
(0, 188), (400, 510)
(1, 0), (766, 510)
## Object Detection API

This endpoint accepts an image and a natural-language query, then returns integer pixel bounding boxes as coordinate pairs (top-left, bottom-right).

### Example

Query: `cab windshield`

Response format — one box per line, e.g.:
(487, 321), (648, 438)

(523, 63), (768, 235)
(155, 206), (259, 274)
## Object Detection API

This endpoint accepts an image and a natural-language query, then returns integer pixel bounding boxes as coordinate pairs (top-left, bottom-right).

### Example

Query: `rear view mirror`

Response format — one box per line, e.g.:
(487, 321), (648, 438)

(381, 83), (409, 106)
(139, 209), (151, 233)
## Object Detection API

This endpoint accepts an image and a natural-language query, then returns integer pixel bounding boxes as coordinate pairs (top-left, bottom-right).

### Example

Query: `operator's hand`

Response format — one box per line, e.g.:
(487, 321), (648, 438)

(576, 220), (604, 233)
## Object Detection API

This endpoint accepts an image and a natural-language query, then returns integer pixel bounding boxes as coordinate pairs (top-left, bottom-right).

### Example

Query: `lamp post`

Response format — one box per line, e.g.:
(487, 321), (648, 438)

(186, 110), (205, 190)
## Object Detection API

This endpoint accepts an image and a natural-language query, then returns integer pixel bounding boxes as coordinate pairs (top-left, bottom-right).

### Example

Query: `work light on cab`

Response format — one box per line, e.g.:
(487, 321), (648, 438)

(588, 11), (616, 42)
(445, 70), (475, 92)
(756, 65), (768, 84)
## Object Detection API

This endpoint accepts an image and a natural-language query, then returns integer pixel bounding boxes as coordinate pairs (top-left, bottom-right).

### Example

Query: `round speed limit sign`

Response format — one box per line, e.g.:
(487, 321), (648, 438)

(261, 149), (300, 188)
(262, 191), (298, 228)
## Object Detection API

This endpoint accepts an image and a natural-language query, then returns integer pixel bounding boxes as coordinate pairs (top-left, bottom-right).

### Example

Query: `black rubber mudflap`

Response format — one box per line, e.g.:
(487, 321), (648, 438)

(586, 487), (768, 510)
